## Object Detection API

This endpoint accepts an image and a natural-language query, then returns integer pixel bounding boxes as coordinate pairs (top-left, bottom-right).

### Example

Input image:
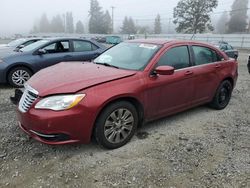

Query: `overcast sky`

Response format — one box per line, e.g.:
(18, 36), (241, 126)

(0, 0), (237, 37)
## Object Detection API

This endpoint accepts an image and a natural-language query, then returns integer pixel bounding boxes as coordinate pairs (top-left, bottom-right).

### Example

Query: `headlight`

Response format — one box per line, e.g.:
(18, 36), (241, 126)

(35, 94), (86, 111)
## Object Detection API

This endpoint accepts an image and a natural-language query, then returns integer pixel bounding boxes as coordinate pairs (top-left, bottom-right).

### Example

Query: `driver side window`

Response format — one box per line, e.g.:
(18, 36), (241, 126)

(158, 46), (190, 70)
(42, 41), (69, 54)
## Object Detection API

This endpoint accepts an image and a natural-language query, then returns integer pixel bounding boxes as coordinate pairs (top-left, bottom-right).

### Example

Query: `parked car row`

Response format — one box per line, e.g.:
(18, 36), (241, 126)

(11, 39), (238, 149)
(212, 41), (239, 59)
(92, 35), (123, 45)
(0, 38), (42, 58)
(0, 38), (106, 87)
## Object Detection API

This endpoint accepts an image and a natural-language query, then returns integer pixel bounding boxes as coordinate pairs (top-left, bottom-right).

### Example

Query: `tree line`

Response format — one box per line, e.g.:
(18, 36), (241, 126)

(31, 12), (84, 34)
(31, 0), (250, 35)
(88, 0), (162, 34)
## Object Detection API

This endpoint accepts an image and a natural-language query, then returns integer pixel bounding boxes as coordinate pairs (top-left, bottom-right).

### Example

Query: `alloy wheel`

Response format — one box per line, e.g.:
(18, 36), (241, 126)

(12, 69), (31, 86)
(104, 108), (134, 144)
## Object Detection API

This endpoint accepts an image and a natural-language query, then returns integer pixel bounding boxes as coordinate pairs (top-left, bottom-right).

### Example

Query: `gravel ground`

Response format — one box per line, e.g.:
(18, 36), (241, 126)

(0, 51), (249, 188)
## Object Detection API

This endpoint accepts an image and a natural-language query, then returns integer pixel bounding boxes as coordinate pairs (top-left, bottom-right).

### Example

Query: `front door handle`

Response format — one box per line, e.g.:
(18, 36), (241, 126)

(185, 70), (193, 75)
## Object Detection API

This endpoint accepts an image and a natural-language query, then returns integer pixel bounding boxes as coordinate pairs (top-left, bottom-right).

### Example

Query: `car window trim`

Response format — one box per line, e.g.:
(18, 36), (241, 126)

(72, 39), (95, 52)
(190, 45), (223, 66)
(148, 44), (193, 76)
(156, 44), (192, 67)
(41, 40), (70, 54)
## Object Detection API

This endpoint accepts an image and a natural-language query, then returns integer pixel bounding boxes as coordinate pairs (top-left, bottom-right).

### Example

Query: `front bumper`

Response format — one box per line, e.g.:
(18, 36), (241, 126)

(16, 102), (96, 145)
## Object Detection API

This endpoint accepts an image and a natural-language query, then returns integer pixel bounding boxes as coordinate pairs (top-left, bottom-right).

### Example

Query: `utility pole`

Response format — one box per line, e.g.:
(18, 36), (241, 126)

(111, 6), (115, 33)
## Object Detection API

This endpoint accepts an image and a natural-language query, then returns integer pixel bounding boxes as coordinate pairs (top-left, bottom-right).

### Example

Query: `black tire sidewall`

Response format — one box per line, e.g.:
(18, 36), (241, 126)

(94, 101), (138, 149)
(8, 67), (32, 87)
(211, 80), (233, 110)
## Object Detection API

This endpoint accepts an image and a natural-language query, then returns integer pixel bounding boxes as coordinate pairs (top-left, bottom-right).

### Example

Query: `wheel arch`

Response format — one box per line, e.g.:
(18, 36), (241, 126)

(91, 96), (145, 138)
(222, 76), (234, 87)
(6, 64), (34, 81)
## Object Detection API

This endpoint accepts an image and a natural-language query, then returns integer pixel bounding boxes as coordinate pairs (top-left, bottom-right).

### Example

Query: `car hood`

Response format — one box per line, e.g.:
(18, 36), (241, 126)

(0, 47), (15, 59)
(28, 62), (137, 97)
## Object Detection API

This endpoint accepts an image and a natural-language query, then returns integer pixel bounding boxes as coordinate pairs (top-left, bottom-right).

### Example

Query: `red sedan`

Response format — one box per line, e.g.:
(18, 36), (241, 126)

(16, 39), (238, 149)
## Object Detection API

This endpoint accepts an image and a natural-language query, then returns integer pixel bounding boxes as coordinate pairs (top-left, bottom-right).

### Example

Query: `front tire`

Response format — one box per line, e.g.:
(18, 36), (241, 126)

(210, 80), (233, 110)
(94, 101), (138, 149)
(8, 67), (32, 87)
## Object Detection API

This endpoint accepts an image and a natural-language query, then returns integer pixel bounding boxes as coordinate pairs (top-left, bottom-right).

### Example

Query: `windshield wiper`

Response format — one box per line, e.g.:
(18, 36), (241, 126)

(95, 62), (119, 69)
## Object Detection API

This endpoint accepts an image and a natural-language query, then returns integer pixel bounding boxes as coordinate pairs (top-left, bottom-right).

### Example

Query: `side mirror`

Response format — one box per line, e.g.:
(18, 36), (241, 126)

(37, 49), (47, 55)
(154, 66), (175, 75)
(14, 45), (25, 52)
(18, 44), (25, 49)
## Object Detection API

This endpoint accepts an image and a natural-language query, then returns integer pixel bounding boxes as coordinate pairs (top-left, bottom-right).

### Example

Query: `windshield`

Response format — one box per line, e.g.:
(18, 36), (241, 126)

(7, 38), (27, 47)
(21, 40), (50, 52)
(94, 42), (161, 70)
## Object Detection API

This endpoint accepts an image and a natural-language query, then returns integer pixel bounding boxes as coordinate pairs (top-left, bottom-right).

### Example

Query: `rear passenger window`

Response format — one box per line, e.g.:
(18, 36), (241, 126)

(193, 46), (220, 65)
(73, 41), (97, 52)
(158, 46), (190, 70)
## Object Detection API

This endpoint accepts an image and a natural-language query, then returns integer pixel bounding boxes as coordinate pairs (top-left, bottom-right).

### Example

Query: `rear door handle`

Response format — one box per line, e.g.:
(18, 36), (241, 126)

(185, 70), (193, 75)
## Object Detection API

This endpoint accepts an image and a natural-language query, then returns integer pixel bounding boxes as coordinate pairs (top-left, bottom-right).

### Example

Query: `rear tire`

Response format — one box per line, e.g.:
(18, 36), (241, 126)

(209, 80), (232, 110)
(94, 101), (138, 149)
(8, 67), (32, 87)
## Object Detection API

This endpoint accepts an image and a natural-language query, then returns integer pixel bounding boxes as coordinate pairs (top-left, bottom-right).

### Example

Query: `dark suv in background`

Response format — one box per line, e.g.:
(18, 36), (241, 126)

(213, 41), (238, 59)
(0, 38), (106, 87)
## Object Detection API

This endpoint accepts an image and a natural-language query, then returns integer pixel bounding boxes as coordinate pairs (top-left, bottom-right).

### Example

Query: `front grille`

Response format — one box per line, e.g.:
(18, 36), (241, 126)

(18, 84), (39, 113)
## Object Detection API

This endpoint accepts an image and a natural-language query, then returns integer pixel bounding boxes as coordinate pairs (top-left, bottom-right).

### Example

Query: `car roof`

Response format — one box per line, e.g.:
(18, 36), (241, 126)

(40, 37), (94, 42)
(36, 37), (106, 49)
(128, 38), (218, 47)
(127, 38), (173, 45)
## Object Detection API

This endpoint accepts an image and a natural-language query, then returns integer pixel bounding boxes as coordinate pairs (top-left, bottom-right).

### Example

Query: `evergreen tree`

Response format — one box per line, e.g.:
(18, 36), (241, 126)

(137, 26), (150, 34)
(75, 21), (85, 34)
(39, 13), (50, 33)
(30, 24), (39, 34)
(50, 14), (64, 33)
(154, 14), (162, 34)
(121, 17), (136, 34)
(216, 11), (228, 34)
(65, 12), (74, 33)
(121, 17), (129, 34)
(228, 0), (248, 33)
(89, 0), (104, 33)
(128, 17), (136, 34)
(173, 0), (218, 34)
(103, 10), (112, 34)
